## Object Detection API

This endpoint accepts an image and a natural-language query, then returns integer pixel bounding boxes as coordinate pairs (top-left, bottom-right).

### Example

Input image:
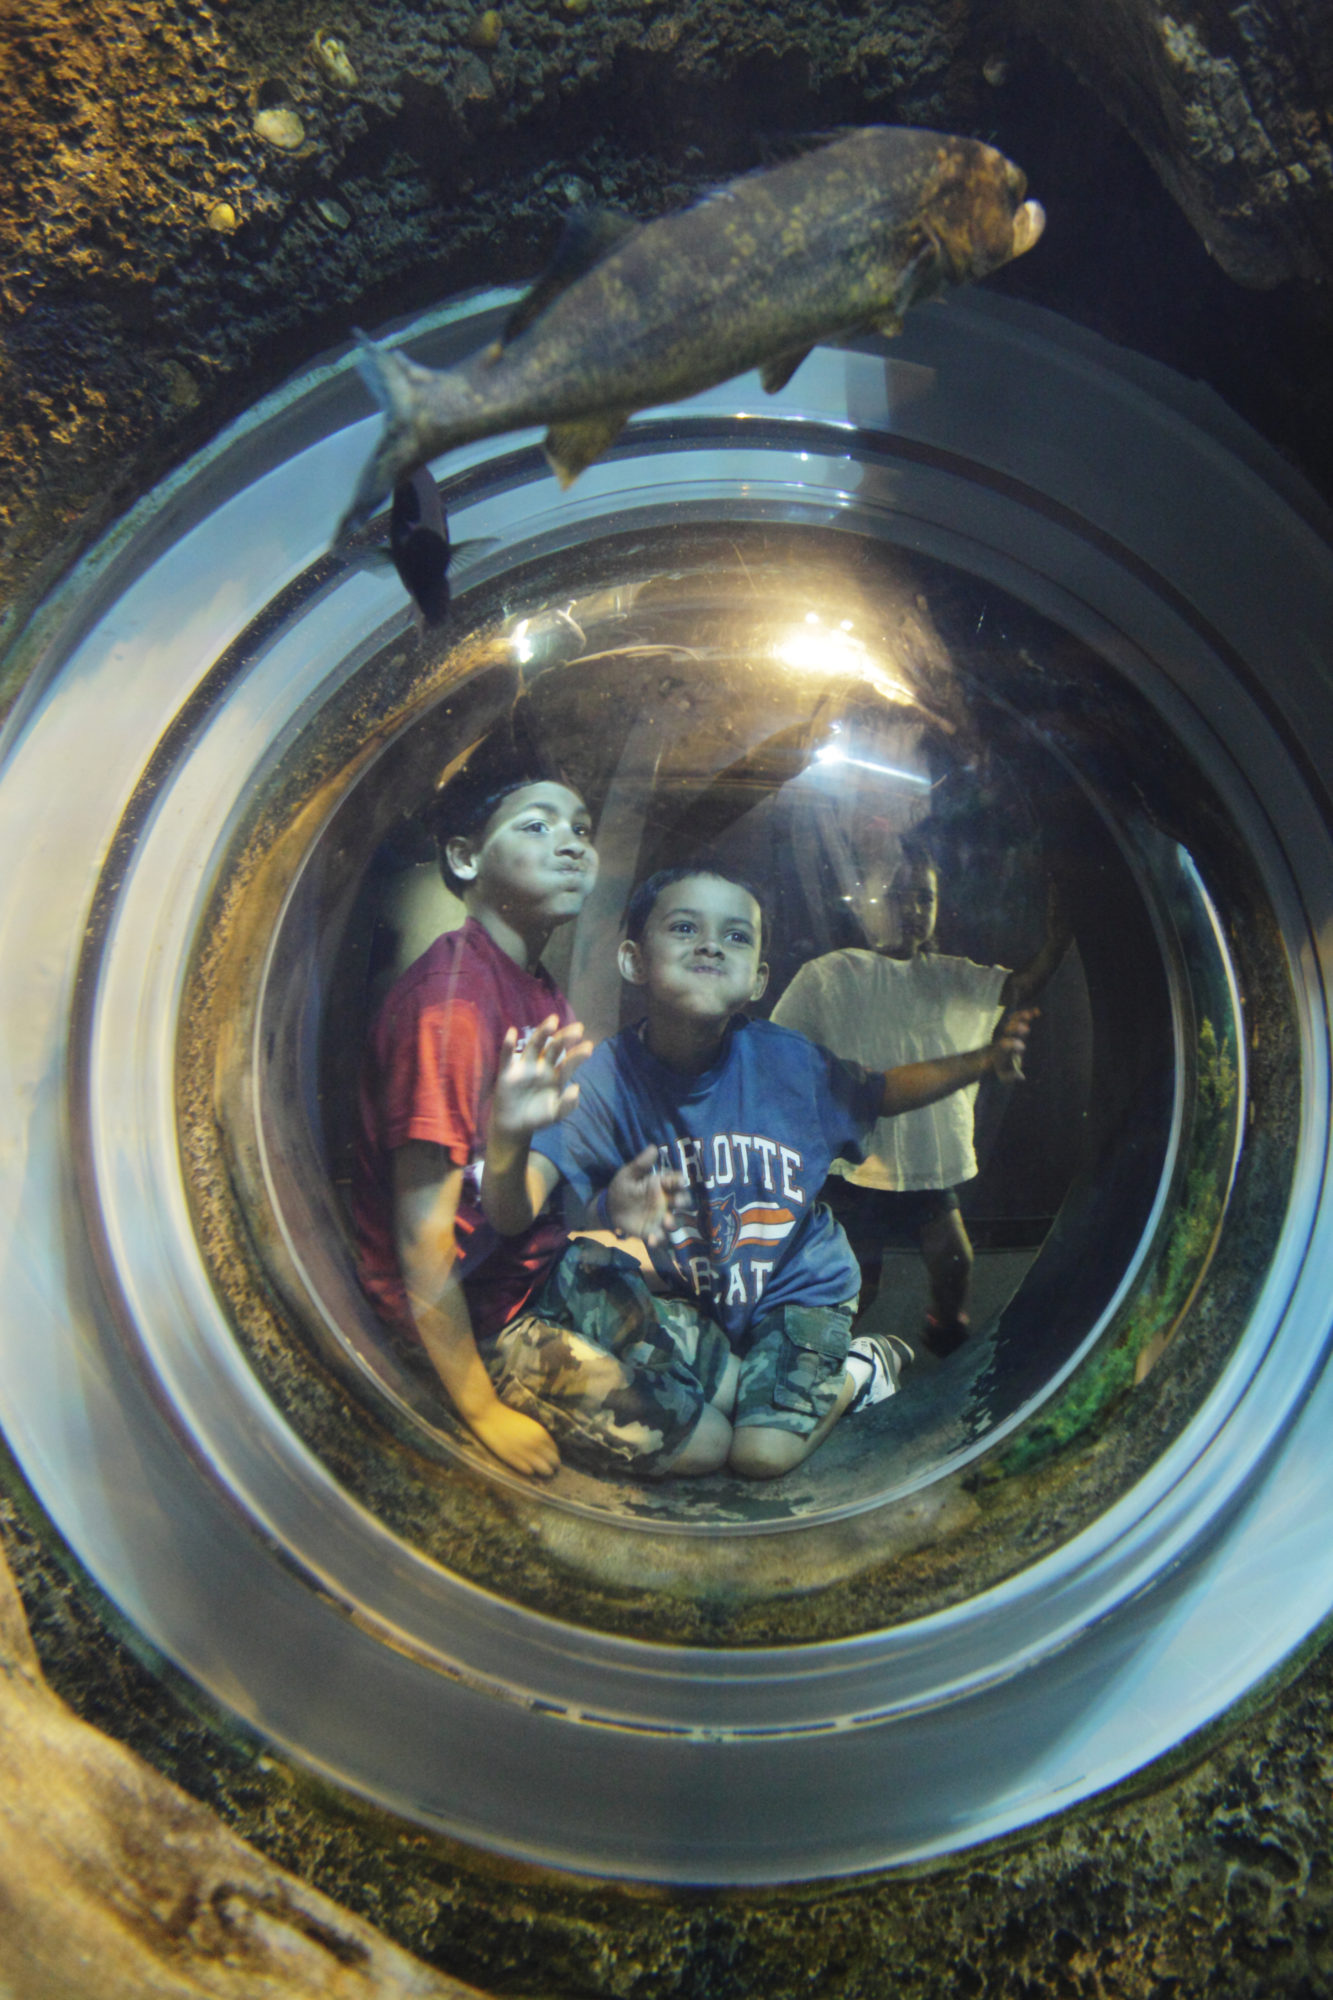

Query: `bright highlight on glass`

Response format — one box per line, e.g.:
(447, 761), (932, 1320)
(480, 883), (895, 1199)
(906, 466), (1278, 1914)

(811, 743), (932, 789)
(773, 615), (919, 708)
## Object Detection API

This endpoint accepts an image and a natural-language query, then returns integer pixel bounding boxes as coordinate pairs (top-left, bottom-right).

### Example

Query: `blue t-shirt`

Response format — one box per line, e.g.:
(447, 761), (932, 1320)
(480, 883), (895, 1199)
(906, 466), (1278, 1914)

(532, 1016), (881, 1345)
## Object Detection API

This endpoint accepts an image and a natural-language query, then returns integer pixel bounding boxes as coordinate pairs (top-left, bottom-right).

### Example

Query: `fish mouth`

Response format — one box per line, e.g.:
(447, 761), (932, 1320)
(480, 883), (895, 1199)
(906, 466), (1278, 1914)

(1012, 199), (1045, 257)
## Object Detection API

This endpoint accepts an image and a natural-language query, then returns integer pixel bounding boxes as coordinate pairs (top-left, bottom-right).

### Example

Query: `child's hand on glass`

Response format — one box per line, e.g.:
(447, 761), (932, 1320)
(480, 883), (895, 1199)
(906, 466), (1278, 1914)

(606, 1146), (689, 1247)
(492, 1015), (592, 1137)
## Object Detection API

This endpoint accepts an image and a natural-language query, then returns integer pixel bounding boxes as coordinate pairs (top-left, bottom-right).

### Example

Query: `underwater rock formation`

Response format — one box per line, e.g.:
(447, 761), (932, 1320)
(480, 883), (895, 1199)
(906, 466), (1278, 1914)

(0, 1539), (495, 2000)
(1018, 0), (1333, 286)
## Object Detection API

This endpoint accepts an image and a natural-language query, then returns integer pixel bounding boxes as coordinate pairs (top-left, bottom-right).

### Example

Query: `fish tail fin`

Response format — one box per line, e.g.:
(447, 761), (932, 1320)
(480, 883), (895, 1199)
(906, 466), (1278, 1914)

(351, 328), (408, 414)
(334, 332), (467, 545)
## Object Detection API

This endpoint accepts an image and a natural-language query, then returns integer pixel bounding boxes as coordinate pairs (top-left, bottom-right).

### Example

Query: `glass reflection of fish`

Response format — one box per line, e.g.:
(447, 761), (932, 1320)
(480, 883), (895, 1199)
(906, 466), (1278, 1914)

(335, 126), (1045, 574)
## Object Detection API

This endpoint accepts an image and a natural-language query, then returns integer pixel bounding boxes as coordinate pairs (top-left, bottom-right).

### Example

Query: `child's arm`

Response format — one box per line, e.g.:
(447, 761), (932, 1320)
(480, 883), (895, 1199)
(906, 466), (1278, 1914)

(392, 1140), (560, 1477)
(484, 1024), (689, 1247)
(1001, 879), (1072, 1009)
(878, 1008), (1037, 1116)
(482, 1016), (589, 1235)
(600, 1147), (690, 1248)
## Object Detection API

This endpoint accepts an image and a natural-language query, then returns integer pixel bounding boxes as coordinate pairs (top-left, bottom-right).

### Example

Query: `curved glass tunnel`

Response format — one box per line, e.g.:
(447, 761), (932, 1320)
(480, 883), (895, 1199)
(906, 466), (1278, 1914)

(1, 289), (1332, 1881)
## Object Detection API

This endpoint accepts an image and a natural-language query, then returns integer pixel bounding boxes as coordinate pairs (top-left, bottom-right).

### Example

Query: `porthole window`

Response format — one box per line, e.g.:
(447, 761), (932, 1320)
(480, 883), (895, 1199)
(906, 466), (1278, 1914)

(211, 528), (1240, 1590)
(2, 289), (1331, 1880)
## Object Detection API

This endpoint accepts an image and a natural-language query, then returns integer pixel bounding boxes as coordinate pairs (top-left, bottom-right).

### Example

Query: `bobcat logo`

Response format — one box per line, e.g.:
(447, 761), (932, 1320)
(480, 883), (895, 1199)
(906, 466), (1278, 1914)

(707, 1194), (741, 1261)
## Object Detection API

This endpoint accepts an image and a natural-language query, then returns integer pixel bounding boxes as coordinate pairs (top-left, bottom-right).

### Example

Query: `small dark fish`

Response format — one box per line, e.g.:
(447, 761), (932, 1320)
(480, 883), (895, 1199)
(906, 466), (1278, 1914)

(335, 126), (1045, 571)
(389, 465), (452, 625)
(337, 470), (499, 625)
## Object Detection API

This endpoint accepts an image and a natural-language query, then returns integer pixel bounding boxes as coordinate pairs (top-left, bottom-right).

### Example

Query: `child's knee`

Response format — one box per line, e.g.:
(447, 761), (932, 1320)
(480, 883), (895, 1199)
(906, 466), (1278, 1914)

(658, 1401), (732, 1477)
(728, 1425), (806, 1481)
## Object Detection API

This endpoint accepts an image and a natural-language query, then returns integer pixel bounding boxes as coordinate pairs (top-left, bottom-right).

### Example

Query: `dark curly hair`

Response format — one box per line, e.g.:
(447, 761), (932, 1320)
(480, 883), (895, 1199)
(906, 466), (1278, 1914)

(623, 859), (769, 948)
(427, 715), (576, 893)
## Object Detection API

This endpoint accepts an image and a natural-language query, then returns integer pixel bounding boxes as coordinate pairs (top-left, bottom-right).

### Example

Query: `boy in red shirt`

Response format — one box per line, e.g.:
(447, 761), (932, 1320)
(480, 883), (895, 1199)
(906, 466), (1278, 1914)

(351, 740), (734, 1479)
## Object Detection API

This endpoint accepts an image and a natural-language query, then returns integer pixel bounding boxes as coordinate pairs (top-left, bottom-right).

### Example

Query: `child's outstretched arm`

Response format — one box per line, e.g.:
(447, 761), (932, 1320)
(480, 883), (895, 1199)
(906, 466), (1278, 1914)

(878, 1008), (1037, 1116)
(482, 1015), (589, 1235)
(1001, 878), (1072, 1008)
(392, 1140), (559, 1477)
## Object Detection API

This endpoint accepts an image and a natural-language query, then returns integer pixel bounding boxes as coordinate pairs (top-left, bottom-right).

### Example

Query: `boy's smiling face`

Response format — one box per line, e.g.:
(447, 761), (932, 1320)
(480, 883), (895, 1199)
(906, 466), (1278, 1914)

(448, 782), (597, 928)
(619, 873), (769, 1026)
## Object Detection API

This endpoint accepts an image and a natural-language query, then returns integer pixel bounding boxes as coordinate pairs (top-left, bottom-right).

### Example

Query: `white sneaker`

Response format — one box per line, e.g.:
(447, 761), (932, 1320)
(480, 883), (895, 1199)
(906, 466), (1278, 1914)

(847, 1332), (914, 1412)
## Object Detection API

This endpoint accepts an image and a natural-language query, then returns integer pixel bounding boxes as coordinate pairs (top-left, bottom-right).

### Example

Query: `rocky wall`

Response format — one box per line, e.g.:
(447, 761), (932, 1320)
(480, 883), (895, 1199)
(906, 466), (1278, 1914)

(1015, 0), (1333, 286)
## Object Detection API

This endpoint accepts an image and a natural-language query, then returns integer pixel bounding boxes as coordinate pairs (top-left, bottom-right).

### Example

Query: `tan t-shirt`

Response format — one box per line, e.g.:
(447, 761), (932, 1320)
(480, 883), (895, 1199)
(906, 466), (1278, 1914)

(770, 950), (1007, 1191)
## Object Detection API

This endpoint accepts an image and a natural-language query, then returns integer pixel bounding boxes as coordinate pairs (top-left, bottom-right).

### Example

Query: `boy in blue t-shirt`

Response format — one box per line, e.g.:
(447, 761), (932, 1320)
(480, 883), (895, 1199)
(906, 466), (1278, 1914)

(483, 866), (1034, 1479)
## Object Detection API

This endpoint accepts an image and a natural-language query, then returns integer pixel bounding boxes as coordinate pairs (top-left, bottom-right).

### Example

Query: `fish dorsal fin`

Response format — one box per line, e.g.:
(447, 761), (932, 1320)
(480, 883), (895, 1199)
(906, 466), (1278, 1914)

(501, 206), (638, 346)
(544, 409), (630, 488)
(693, 131), (855, 210)
(759, 346), (814, 395)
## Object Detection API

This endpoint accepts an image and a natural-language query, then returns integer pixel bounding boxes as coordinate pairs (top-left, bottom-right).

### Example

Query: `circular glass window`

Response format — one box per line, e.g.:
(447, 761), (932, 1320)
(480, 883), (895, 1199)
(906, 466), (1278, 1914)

(211, 527), (1231, 1575)
(2, 288), (1331, 1881)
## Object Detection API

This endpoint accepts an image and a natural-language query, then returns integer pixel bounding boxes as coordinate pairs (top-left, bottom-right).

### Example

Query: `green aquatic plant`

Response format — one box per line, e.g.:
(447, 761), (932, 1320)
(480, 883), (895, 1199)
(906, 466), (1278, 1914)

(996, 1015), (1238, 1479)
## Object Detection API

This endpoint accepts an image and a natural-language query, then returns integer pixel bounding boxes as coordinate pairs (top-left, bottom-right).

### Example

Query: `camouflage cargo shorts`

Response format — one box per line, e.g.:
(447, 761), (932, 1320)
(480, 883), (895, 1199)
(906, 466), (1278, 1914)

(733, 1300), (857, 1437)
(487, 1237), (732, 1476)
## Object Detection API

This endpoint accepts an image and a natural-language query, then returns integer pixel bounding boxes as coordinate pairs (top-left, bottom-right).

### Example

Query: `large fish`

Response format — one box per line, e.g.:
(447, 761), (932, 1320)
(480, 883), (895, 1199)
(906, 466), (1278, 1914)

(336, 126), (1044, 564)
